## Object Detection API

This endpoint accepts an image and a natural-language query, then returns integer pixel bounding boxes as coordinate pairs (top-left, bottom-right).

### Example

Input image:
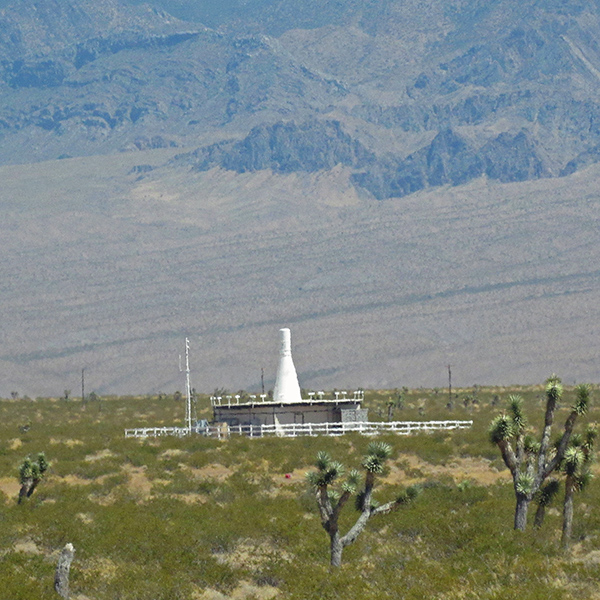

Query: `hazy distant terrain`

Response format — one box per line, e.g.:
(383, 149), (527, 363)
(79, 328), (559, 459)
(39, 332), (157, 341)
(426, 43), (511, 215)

(1, 150), (599, 396)
(1, 0), (600, 395)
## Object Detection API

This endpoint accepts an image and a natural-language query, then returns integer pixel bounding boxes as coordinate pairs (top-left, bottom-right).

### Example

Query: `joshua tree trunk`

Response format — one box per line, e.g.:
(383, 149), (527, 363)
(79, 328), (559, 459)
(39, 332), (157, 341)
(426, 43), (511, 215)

(54, 543), (75, 599)
(561, 478), (575, 549)
(18, 480), (30, 504)
(330, 531), (343, 568)
(533, 503), (546, 529)
(514, 494), (529, 532)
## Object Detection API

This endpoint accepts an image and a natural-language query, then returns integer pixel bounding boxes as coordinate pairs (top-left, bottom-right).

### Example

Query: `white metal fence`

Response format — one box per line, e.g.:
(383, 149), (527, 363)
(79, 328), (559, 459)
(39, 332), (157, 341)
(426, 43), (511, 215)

(124, 420), (473, 439)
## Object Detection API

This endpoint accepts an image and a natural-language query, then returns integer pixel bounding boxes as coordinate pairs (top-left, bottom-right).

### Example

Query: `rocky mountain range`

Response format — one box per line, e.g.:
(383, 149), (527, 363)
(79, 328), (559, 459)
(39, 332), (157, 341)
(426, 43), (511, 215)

(3, 0), (600, 195)
(2, 0), (600, 395)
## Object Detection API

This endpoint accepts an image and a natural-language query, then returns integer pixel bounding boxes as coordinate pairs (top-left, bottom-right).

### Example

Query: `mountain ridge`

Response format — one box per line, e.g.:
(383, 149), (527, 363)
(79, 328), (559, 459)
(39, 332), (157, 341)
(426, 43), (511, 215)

(2, 0), (600, 394)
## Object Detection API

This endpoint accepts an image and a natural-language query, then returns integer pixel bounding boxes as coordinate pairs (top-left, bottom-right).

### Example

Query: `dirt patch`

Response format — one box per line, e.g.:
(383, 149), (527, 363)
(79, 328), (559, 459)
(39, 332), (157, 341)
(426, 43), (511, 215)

(168, 493), (208, 505)
(215, 540), (291, 570)
(57, 474), (107, 486)
(160, 449), (187, 458)
(193, 581), (279, 600)
(14, 539), (42, 554)
(76, 512), (94, 524)
(0, 477), (20, 500)
(571, 547), (600, 565)
(85, 449), (115, 462)
(181, 463), (233, 482)
(122, 464), (153, 498)
(382, 455), (510, 486)
(81, 557), (119, 583)
(8, 438), (22, 450)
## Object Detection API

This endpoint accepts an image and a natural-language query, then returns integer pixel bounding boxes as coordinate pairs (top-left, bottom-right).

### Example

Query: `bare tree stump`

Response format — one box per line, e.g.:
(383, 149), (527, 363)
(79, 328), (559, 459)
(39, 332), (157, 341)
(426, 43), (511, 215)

(54, 543), (75, 599)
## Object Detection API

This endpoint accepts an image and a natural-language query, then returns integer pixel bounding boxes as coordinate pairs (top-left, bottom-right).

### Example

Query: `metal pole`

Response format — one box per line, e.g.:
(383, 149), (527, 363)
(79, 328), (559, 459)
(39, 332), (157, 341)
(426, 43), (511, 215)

(185, 338), (192, 433)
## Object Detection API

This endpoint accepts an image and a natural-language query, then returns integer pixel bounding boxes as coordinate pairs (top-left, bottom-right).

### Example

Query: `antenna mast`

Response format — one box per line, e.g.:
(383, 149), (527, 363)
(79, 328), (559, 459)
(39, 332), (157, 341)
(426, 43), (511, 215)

(185, 338), (193, 433)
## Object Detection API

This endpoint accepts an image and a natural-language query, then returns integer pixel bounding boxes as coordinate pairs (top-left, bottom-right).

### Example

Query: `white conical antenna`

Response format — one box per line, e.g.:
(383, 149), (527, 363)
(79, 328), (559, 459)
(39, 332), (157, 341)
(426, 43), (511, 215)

(273, 328), (302, 404)
(184, 338), (192, 432)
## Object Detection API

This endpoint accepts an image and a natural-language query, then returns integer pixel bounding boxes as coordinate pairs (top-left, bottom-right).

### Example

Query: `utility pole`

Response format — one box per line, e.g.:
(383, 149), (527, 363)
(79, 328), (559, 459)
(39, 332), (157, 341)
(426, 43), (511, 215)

(261, 368), (265, 395)
(81, 368), (85, 406)
(185, 338), (192, 433)
(447, 364), (452, 403)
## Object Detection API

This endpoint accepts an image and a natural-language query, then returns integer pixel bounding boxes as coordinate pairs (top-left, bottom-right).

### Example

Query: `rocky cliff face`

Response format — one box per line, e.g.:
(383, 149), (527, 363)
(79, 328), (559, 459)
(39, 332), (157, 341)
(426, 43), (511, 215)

(2, 0), (600, 197)
(176, 120), (374, 174)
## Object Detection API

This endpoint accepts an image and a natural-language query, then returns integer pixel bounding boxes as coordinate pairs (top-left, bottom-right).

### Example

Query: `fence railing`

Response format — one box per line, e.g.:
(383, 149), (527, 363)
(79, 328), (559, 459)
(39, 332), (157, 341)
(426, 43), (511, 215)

(211, 390), (365, 407)
(124, 420), (473, 439)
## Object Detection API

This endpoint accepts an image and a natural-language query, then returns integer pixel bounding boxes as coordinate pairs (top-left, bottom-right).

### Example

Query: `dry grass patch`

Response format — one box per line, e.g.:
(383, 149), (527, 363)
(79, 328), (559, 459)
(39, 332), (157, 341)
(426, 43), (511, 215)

(160, 448), (187, 458)
(383, 455), (510, 486)
(168, 492), (209, 504)
(0, 477), (20, 499)
(214, 539), (291, 570)
(76, 512), (94, 524)
(122, 464), (153, 498)
(84, 449), (115, 461)
(193, 581), (279, 600)
(182, 463), (233, 482)
(13, 539), (42, 554)
(56, 474), (108, 486)
(80, 557), (119, 584)
(49, 438), (84, 447)
(8, 438), (22, 450)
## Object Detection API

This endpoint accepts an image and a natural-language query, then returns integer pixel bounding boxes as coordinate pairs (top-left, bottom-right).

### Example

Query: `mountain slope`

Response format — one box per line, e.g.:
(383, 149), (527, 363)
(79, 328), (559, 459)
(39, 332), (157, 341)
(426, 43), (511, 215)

(2, 151), (600, 396)
(3, 0), (600, 395)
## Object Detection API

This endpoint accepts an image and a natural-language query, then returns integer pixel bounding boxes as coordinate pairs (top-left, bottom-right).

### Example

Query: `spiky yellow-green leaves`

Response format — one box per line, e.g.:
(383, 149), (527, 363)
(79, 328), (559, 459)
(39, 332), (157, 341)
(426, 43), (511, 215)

(307, 451), (345, 488)
(361, 441), (392, 474)
(37, 453), (48, 474)
(489, 414), (513, 444)
(583, 425), (597, 452)
(563, 447), (584, 478)
(516, 473), (535, 496)
(315, 451), (331, 471)
(341, 469), (361, 494)
(545, 374), (563, 404)
(573, 384), (590, 416)
(19, 457), (33, 485)
(508, 395), (526, 432)
(19, 453), (48, 484)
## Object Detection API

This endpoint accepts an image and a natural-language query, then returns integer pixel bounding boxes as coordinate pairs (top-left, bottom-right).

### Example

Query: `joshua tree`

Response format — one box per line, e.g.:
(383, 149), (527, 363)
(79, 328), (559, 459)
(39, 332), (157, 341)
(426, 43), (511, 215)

(560, 425), (596, 549)
(18, 453), (49, 504)
(489, 377), (590, 531)
(306, 442), (419, 567)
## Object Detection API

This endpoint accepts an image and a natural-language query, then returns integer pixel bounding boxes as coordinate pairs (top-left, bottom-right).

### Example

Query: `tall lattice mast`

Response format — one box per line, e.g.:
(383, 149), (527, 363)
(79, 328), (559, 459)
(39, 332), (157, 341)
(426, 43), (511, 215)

(184, 338), (193, 432)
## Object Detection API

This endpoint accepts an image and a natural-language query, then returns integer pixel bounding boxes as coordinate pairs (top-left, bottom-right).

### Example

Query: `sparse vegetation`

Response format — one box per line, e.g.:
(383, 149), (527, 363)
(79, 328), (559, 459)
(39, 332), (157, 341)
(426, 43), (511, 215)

(0, 385), (599, 599)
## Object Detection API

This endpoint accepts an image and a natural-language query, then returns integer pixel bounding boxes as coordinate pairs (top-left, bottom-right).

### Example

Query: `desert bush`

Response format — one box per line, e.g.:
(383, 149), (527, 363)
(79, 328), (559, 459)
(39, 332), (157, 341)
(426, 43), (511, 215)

(0, 390), (599, 598)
